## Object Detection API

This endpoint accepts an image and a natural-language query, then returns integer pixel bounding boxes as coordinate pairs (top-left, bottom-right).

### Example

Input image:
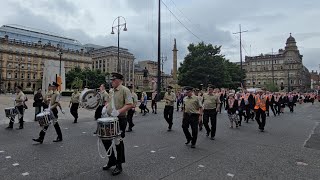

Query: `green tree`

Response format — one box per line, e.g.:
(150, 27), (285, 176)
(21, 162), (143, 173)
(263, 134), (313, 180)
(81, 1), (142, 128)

(66, 67), (109, 89)
(178, 42), (245, 88)
(265, 82), (279, 92)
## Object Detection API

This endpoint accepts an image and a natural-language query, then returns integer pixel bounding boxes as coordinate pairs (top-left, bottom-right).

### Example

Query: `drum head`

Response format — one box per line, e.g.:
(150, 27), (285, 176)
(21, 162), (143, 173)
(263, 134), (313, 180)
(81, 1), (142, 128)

(37, 111), (50, 117)
(97, 117), (118, 123)
(80, 89), (101, 110)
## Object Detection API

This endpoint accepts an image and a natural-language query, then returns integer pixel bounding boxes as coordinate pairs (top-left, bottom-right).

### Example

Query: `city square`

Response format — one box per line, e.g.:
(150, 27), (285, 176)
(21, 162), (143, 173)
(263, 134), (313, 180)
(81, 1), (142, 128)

(1, 95), (320, 179)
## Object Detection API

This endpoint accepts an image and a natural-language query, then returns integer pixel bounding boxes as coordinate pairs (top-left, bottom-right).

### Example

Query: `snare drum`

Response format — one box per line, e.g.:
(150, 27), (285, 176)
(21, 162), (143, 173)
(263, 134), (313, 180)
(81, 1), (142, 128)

(4, 107), (17, 118)
(97, 117), (120, 140)
(36, 111), (54, 126)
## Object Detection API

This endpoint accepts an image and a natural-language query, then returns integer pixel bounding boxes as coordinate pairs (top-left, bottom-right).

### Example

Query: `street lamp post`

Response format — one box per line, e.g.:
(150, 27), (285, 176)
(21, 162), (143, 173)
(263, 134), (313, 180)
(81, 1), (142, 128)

(111, 16), (127, 74)
(58, 49), (63, 77)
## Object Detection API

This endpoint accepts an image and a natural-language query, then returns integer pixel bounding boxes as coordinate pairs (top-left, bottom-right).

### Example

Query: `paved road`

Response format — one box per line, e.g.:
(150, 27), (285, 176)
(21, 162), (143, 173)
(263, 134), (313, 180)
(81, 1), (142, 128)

(1, 96), (320, 180)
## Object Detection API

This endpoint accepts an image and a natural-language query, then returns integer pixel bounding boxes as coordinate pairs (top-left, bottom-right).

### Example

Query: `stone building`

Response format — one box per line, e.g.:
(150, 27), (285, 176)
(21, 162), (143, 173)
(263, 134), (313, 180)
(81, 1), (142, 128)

(0, 25), (91, 92)
(244, 34), (311, 92)
(90, 46), (135, 86)
(310, 70), (320, 90)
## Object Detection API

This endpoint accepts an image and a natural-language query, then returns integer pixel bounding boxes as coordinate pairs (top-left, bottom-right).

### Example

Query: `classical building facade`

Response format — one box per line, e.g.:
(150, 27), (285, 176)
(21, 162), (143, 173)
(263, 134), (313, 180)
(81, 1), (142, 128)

(0, 25), (91, 92)
(90, 46), (135, 86)
(244, 34), (311, 92)
(310, 70), (320, 90)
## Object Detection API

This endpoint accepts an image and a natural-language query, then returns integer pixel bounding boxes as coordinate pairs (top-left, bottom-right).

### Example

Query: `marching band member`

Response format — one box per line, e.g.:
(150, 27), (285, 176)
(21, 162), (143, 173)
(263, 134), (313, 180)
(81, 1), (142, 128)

(182, 86), (202, 148)
(151, 90), (158, 114)
(94, 84), (109, 134)
(101, 73), (133, 176)
(254, 90), (268, 132)
(163, 86), (175, 131)
(126, 85), (138, 132)
(69, 89), (80, 123)
(33, 88), (43, 121)
(32, 82), (63, 143)
(6, 86), (26, 129)
(202, 85), (220, 140)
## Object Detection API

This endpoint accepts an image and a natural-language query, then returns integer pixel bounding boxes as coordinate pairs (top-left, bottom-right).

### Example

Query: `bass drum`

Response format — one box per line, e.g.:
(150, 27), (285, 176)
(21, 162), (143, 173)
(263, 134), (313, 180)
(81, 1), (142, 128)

(79, 89), (101, 110)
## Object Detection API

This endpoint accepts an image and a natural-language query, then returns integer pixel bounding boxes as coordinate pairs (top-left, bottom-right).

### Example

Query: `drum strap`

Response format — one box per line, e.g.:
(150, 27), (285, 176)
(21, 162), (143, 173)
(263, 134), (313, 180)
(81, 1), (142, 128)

(97, 138), (116, 159)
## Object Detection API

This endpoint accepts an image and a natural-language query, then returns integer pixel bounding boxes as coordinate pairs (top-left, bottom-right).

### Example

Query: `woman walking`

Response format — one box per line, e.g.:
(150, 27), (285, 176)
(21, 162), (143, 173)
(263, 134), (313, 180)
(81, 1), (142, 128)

(225, 93), (239, 128)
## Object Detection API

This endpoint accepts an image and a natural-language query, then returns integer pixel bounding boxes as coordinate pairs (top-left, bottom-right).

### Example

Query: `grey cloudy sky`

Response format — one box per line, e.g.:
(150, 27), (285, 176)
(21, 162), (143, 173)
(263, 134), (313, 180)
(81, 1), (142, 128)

(1, 0), (320, 73)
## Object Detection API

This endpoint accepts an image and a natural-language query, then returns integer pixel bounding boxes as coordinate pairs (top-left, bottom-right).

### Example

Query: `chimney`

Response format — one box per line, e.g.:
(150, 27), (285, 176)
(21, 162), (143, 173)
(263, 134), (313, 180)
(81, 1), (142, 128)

(172, 38), (178, 81)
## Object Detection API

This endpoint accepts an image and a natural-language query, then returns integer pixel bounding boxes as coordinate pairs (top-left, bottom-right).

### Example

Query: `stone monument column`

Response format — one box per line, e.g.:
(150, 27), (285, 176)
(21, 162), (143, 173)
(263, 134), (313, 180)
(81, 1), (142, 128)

(172, 38), (178, 81)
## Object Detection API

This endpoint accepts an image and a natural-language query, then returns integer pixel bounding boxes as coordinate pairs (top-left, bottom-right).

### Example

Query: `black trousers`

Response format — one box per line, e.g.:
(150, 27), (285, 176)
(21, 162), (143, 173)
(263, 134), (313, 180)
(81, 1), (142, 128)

(255, 108), (266, 130)
(38, 108), (62, 140)
(151, 100), (157, 113)
(70, 103), (79, 119)
(288, 102), (294, 112)
(8, 105), (24, 127)
(182, 113), (199, 145)
(95, 105), (104, 120)
(203, 109), (217, 138)
(127, 109), (135, 129)
(238, 109), (245, 124)
(164, 106), (174, 127)
(102, 117), (127, 166)
(269, 104), (276, 116)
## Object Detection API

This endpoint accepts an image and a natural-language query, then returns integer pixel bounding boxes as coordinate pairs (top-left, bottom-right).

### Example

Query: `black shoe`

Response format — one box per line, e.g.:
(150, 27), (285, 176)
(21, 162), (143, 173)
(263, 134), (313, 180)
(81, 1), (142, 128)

(73, 119), (77, 123)
(16, 126), (23, 130)
(155, 112), (157, 114)
(32, 138), (43, 144)
(102, 164), (115, 170)
(210, 137), (215, 140)
(260, 129), (264, 132)
(112, 166), (123, 176)
(206, 131), (210, 137)
(185, 139), (191, 145)
(191, 144), (196, 148)
(6, 126), (13, 129)
(53, 138), (63, 142)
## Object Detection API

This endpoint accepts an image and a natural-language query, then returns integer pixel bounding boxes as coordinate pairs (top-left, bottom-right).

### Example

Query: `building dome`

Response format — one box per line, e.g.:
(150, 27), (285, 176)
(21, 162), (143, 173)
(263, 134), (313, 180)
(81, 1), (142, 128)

(286, 33), (296, 44)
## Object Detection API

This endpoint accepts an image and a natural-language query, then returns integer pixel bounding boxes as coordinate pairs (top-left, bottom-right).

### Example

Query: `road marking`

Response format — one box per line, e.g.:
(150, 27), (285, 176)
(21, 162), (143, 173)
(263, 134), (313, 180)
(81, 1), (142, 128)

(303, 122), (319, 147)
(227, 173), (235, 177)
(134, 145), (139, 148)
(5, 156), (11, 159)
(0, 151), (4, 153)
(198, 165), (205, 168)
(12, 163), (19, 166)
(150, 150), (156, 153)
(64, 128), (68, 130)
(170, 156), (175, 159)
(296, 162), (308, 166)
(82, 132), (87, 134)
(60, 146), (63, 148)
(21, 172), (29, 176)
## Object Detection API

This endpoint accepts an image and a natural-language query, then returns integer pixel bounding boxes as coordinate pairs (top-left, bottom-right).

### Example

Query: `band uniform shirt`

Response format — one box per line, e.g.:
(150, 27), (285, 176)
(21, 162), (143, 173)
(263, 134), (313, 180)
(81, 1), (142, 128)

(164, 91), (175, 106)
(15, 91), (26, 106)
(202, 93), (220, 109)
(99, 90), (109, 106)
(70, 92), (80, 104)
(44, 90), (53, 105)
(106, 85), (133, 117)
(132, 92), (138, 107)
(50, 91), (60, 108)
(183, 95), (202, 114)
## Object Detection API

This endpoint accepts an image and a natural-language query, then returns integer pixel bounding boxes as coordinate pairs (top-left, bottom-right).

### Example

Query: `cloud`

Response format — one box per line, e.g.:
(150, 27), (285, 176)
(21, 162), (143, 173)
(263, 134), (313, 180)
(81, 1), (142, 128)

(1, 0), (320, 74)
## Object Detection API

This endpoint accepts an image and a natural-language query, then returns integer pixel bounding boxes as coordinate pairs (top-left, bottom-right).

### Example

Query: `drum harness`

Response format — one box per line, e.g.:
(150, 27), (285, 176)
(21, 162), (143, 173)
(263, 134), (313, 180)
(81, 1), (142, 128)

(97, 93), (120, 159)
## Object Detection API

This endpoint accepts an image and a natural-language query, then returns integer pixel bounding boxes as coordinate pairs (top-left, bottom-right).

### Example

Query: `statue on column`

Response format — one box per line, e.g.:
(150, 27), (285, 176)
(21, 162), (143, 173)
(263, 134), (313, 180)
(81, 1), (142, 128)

(143, 67), (149, 91)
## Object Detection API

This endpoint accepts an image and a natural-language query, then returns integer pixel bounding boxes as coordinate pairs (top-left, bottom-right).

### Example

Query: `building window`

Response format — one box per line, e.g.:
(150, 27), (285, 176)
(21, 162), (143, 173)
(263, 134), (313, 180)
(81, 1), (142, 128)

(27, 73), (30, 79)
(299, 80), (302, 85)
(34, 65), (37, 70)
(290, 80), (293, 84)
(7, 72), (12, 79)
(27, 64), (31, 70)
(21, 64), (25, 69)
(28, 57), (31, 62)
(9, 55), (13, 60)
(33, 74), (36, 79)
(15, 73), (18, 79)
(21, 73), (24, 79)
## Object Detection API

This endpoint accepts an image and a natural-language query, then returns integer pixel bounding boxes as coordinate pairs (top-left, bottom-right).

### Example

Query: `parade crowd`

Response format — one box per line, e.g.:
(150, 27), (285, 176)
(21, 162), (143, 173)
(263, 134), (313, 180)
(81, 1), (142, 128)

(3, 73), (319, 176)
